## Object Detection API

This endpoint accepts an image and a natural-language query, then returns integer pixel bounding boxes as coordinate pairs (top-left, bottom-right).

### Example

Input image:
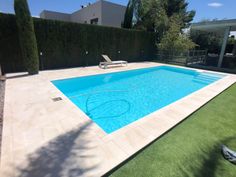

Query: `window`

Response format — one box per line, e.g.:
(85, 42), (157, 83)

(90, 18), (98, 25)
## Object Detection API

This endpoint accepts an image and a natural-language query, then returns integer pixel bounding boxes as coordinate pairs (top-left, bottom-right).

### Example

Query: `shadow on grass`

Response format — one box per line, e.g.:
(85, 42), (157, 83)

(16, 121), (99, 177)
(190, 136), (236, 177)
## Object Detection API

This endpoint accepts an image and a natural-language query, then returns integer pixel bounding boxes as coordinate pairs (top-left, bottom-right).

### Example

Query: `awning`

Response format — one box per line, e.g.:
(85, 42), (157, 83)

(191, 19), (236, 68)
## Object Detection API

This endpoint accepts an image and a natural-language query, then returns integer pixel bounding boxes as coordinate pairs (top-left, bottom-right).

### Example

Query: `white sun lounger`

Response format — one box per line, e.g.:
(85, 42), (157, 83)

(99, 55), (128, 69)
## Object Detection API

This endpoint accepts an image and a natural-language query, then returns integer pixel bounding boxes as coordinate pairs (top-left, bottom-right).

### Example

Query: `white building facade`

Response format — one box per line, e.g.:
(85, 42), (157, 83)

(40, 0), (126, 28)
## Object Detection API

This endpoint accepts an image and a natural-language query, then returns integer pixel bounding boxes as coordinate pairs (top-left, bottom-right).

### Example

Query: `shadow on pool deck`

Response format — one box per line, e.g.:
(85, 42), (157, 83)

(6, 73), (29, 80)
(15, 121), (99, 177)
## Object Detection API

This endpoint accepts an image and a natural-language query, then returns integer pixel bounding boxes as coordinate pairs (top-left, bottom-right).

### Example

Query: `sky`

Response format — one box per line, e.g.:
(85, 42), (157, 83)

(0, 0), (235, 22)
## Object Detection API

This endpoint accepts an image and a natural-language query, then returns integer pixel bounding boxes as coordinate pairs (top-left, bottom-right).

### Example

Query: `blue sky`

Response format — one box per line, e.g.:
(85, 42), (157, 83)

(0, 0), (235, 22)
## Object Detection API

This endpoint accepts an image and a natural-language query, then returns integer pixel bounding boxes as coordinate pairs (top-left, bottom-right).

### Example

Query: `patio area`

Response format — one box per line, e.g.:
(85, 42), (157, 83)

(191, 19), (236, 72)
(1, 62), (236, 177)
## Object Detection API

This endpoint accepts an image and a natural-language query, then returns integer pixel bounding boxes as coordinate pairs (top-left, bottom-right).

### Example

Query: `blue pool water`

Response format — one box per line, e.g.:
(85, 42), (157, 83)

(52, 66), (224, 133)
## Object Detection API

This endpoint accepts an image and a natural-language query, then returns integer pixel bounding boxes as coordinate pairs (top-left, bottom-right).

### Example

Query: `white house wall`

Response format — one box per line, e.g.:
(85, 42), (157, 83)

(39, 0), (126, 28)
(40, 10), (71, 22)
(71, 1), (102, 25)
(101, 0), (126, 28)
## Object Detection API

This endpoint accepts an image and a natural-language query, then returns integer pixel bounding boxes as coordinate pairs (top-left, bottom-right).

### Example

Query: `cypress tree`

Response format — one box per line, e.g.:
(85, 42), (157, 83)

(14, 0), (39, 74)
(123, 0), (134, 29)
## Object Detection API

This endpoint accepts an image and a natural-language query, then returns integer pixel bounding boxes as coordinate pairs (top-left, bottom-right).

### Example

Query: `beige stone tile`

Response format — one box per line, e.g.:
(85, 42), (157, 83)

(112, 126), (155, 155)
(137, 115), (176, 137)
(1, 62), (235, 177)
(0, 159), (17, 177)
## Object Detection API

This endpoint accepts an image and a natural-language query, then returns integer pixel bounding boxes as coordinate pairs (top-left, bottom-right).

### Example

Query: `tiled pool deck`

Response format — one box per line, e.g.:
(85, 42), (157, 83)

(1, 62), (236, 177)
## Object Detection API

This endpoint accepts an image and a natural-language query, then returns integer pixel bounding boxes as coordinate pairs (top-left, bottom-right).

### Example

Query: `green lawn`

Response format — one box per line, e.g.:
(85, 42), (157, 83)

(109, 84), (236, 177)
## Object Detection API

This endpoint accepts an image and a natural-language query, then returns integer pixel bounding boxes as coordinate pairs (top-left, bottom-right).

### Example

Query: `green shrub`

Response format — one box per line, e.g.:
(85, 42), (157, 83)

(158, 15), (195, 52)
(14, 0), (39, 74)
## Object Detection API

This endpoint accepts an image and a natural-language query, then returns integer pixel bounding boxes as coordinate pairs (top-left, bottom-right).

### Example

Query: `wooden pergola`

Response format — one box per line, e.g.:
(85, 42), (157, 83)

(191, 19), (236, 68)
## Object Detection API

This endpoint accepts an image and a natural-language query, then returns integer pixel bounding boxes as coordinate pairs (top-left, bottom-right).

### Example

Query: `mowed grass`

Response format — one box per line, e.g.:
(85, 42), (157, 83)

(109, 84), (236, 177)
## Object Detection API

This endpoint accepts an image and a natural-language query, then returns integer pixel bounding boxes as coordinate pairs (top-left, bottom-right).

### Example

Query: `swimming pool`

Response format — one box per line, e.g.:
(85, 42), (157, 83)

(52, 66), (224, 133)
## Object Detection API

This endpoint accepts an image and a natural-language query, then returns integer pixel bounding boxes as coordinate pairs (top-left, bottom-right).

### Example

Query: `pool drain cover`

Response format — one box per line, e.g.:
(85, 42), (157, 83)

(52, 97), (62, 102)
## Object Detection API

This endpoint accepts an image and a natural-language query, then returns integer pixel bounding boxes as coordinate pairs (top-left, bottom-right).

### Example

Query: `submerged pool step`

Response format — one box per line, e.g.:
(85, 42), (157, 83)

(197, 74), (220, 80)
(193, 74), (220, 84)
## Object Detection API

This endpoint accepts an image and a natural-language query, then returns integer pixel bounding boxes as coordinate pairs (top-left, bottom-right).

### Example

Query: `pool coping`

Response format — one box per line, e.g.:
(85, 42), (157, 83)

(1, 62), (236, 177)
(51, 65), (228, 135)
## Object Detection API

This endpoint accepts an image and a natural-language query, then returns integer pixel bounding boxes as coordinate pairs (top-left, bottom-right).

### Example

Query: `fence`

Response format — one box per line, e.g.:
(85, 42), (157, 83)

(186, 50), (208, 65)
(156, 50), (208, 66)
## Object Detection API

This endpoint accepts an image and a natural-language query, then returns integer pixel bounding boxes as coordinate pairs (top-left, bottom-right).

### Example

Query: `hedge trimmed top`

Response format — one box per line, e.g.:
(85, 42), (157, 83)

(0, 13), (156, 73)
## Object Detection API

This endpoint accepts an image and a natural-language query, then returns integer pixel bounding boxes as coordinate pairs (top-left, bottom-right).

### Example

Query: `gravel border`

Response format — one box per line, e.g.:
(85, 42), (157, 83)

(0, 80), (5, 157)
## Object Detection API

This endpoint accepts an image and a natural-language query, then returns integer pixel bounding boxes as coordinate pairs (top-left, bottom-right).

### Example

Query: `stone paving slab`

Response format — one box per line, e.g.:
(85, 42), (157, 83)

(0, 62), (235, 177)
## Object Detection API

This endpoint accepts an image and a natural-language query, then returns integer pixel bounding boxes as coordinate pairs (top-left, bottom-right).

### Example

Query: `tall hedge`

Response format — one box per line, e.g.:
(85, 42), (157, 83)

(0, 13), (156, 73)
(14, 0), (39, 74)
(0, 14), (24, 73)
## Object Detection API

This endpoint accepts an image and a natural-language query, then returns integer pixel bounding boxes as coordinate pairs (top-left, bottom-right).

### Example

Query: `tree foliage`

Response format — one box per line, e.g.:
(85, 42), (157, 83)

(124, 0), (195, 32)
(165, 0), (195, 28)
(134, 0), (168, 34)
(123, 0), (196, 51)
(14, 0), (39, 74)
(228, 35), (236, 45)
(158, 15), (196, 51)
